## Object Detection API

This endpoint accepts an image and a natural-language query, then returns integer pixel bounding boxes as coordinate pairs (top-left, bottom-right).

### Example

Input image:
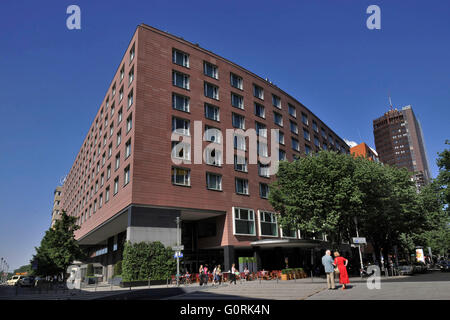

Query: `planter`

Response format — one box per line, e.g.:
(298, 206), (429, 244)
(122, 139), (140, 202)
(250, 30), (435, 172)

(120, 279), (167, 288)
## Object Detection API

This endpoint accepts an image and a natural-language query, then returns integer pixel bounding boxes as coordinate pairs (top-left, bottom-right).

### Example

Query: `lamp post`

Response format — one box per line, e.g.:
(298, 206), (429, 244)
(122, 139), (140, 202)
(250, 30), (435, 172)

(176, 217), (181, 287)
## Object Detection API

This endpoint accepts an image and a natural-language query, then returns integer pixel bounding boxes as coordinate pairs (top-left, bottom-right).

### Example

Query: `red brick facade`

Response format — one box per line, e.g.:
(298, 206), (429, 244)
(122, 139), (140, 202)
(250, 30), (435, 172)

(61, 24), (350, 250)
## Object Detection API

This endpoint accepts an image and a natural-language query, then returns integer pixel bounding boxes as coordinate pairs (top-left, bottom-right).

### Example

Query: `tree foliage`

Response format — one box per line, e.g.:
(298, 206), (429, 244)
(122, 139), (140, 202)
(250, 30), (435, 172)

(31, 211), (85, 279)
(269, 150), (432, 260)
(122, 241), (176, 281)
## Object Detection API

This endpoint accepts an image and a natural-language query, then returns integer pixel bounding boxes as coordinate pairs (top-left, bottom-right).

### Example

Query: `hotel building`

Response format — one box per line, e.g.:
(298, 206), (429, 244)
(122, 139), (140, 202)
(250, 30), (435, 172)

(61, 24), (351, 280)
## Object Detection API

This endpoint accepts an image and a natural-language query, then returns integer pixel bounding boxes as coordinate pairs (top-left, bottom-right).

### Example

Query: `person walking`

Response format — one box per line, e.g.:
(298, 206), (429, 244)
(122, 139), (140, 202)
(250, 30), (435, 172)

(333, 251), (350, 290)
(230, 263), (237, 285)
(322, 250), (336, 290)
(199, 265), (204, 286)
(213, 265), (221, 286)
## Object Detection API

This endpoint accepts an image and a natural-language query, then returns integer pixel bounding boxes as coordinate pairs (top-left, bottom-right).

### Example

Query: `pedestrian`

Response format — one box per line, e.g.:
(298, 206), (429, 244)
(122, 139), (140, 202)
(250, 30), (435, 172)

(203, 264), (209, 286)
(213, 265), (221, 286)
(230, 263), (237, 285)
(244, 266), (250, 281)
(322, 250), (336, 290)
(199, 265), (204, 286)
(333, 251), (350, 290)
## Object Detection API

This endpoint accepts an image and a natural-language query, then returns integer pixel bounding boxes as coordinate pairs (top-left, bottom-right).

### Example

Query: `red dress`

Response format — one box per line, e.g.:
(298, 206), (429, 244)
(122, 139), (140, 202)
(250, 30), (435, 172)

(334, 257), (350, 284)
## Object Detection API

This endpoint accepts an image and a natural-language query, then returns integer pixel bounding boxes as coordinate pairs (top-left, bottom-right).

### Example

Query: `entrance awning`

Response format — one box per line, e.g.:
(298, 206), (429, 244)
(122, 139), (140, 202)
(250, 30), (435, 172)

(250, 239), (327, 248)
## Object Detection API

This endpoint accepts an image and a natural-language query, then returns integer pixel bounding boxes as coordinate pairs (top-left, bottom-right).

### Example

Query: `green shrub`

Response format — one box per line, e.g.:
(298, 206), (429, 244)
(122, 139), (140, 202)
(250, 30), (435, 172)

(122, 241), (176, 282)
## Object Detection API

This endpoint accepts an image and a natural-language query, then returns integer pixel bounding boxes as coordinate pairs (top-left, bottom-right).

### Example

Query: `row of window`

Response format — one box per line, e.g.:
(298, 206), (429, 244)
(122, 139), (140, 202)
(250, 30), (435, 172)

(77, 165), (131, 225)
(171, 167), (270, 198)
(64, 42), (136, 208)
(232, 207), (326, 239)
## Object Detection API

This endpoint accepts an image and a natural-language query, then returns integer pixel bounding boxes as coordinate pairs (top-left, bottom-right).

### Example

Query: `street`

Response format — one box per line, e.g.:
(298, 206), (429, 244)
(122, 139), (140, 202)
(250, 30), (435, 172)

(0, 271), (448, 300)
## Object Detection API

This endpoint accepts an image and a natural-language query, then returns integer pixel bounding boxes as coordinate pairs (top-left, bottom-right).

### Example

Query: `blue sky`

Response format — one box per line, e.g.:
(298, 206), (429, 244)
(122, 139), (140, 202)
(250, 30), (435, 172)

(0, 0), (448, 270)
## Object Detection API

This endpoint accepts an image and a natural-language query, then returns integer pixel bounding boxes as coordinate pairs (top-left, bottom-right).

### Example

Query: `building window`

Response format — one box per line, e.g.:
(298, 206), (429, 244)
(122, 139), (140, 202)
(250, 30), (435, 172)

(230, 73), (243, 90)
(231, 93), (244, 109)
(107, 165), (111, 179)
(118, 108), (123, 123)
(126, 114), (132, 132)
(204, 103), (220, 121)
(173, 71), (190, 89)
(235, 178), (249, 195)
(254, 103), (265, 118)
(120, 65), (124, 82)
(204, 61), (218, 79)
(290, 120), (298, 134)
(172, 167), (190, 186)
(259, 211), (278, 237)
(114, 177), (119, 195)
(314, 136), (320, 147)
(108, 143), (112, 158)
(204, 82), (219, 100)
(124, 166), (130, 186)
(260, 183), (269, 199)
(206, 173), (222, 191)
(128, 67), (134, 85)
(172, 93), (190, 112)
(127, 90), (134, 108)
(233, 207), (255, 236)
(279, 149), (286, 161)
(255, 122), (267, 138)
(205, 148), (222, 166)
(301, 113), (308, 126)
(312, 120), (318, 133)
(258, 162), (270, 177)
(303, 129), (311, 141)
(288, 104), (296, 118)
(112, 84), (116, 98)
(281, 227), (297, 238)
(205, 125), (221, 143)
(232, 113), (245, 129)
(125, 139), (131, 158)
(278, 131), (285, 145)
(272, 94), (281, 109)
(234, 134), (246, 151)
(111, 103), (115, 116)
(321, 128), (327, 140)
(129, 44), (135, 63)
(172, 117), (190, 136)
(172, 49), (189, 68)
(253, 84), (264, 100)
(234, 155), (248, 172)
(116, 129), (122, 146)
(119, 86), (124, 101)
(115, 153), (120, 170)
(171, 141), (191, 161)
(292, 138), (300, 152)
(258, 141), (268, 157)
(274, 112), (283, 126)
(99, 193), (103, 208)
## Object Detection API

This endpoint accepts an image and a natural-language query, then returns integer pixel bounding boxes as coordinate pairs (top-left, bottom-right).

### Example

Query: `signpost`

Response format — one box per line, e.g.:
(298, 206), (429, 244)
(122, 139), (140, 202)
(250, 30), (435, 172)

(353, 218), (365, 277)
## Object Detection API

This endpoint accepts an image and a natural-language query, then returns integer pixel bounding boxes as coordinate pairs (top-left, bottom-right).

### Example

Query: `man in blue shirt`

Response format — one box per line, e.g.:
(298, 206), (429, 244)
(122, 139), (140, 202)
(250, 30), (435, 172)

(322, 250), (336, 290)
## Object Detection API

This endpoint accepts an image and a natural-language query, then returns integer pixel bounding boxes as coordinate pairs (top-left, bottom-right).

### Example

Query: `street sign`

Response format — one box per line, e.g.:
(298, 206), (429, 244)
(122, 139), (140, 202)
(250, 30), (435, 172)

(173, 251), (183, 258)
(173, 245), (184, 251)
(352, 237), (366, 244)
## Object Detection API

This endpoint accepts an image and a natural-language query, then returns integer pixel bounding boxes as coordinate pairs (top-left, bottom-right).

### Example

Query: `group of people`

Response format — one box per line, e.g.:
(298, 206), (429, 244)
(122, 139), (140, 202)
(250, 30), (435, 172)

(321, 250), (350, 290)
(194, 263), (242, 286)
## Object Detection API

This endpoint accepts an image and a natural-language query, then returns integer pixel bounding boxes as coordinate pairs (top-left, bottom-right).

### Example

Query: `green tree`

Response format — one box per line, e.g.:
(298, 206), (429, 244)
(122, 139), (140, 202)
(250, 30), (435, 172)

(13, 264), (34, 276)
(269, 150), (423, 263)
(32, 211), (85, 280)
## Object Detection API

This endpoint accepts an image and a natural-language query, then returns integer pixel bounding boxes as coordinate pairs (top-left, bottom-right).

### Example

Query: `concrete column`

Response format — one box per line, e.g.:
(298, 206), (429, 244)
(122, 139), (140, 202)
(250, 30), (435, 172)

(223, 245), (235, 272)
(253, 247), (261, 271)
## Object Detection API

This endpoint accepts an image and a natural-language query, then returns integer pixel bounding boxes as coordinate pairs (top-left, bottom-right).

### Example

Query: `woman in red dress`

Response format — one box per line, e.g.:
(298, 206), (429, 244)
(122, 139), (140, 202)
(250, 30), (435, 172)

(333, 251), (350, 289)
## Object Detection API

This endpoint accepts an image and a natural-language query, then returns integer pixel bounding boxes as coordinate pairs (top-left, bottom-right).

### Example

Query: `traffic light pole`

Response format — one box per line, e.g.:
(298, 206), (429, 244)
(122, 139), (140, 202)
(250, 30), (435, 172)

(176, 217), (180, 287)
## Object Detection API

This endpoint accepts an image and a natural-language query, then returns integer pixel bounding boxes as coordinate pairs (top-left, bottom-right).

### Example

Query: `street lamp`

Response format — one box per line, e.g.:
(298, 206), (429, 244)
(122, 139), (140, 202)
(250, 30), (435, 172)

(354, 217), (364, 276)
